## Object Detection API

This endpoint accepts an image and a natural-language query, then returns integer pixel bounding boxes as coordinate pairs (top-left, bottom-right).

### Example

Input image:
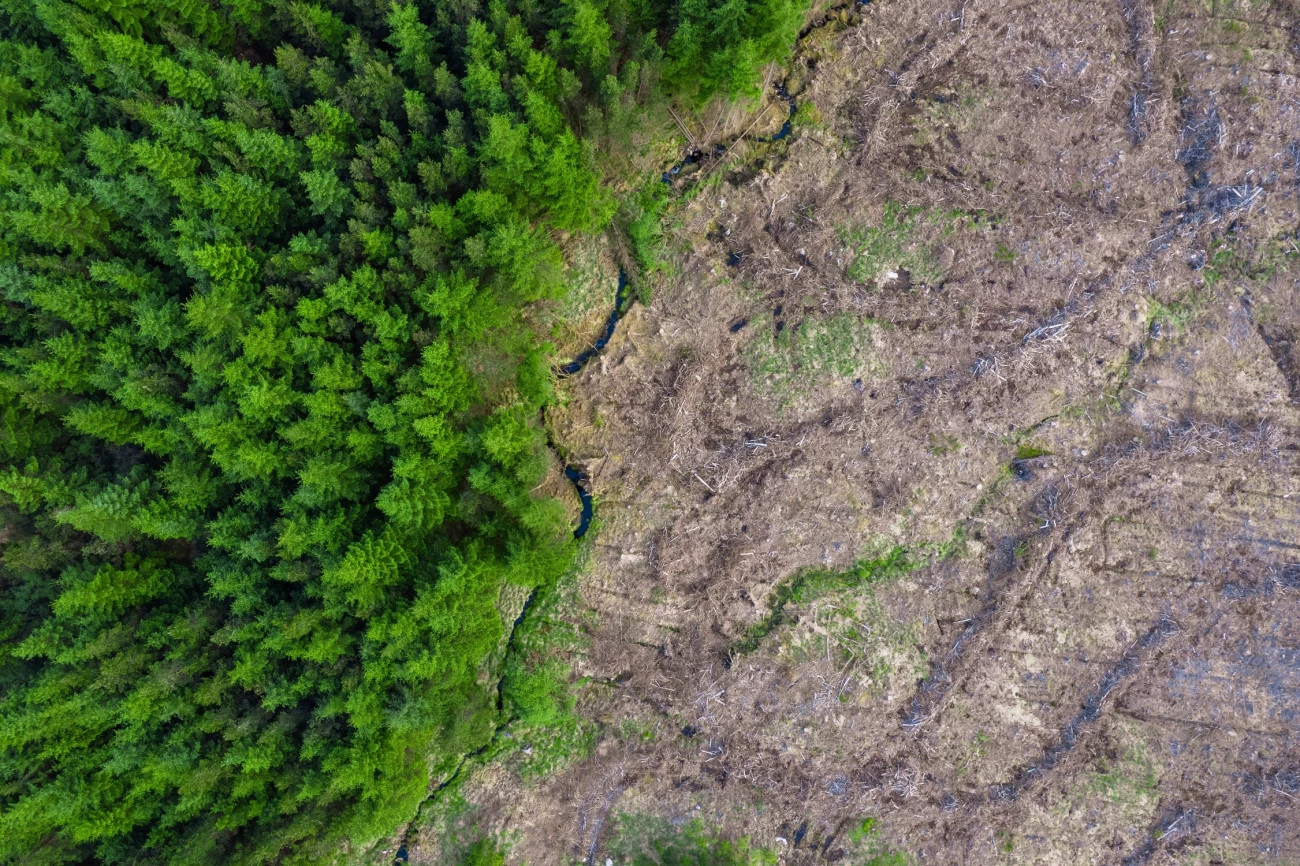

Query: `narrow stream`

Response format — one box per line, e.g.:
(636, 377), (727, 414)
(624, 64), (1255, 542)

(564, 465), (594, 539)
(558, 270), (631, 377)
(399, 2), (872, 847)
(554, 270), (627, 539)
(557, 82), (799, 539)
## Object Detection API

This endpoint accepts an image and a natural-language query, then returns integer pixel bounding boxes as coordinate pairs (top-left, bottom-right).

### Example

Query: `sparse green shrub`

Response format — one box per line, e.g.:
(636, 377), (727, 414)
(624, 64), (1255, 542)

(460, 838), (507, 866)
(846, 817), (913, 865)
(994, 243), (1019, 262)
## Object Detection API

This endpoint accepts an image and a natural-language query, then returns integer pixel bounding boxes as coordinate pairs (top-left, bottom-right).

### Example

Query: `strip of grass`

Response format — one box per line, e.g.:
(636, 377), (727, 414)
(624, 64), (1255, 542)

(729, 532), (965, 659)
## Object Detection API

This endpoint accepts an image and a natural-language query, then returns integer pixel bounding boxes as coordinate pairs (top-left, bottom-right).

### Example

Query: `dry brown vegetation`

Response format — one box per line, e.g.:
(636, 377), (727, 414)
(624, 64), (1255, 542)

(412, 0), (1300, 862)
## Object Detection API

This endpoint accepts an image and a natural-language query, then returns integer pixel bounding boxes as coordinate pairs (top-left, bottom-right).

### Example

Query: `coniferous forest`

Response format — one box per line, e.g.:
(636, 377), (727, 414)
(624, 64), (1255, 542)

(0, 0), (806, 862)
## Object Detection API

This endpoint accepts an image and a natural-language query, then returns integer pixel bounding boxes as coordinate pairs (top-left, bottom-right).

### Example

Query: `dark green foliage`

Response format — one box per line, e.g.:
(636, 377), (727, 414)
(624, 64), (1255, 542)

(659, 0), (809, 103)
(0, 0), (807, 862)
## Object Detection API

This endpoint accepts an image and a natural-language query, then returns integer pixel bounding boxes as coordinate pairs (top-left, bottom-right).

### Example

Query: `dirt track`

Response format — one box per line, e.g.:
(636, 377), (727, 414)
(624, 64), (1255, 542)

(413, 0), (1300, 862)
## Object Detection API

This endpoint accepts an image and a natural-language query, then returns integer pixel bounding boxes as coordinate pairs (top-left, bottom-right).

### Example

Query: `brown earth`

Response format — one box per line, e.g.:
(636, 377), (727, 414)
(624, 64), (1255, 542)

(410, 0), (1300, 862)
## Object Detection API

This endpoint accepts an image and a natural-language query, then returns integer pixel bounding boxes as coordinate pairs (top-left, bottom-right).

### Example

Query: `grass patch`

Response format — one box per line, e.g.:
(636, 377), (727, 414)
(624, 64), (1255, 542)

(839, 202), (945, 287)
(782, 590), (928, 692)
(498, 565), (597, 780)
(407, 789), (505, 866)
(744, 312), (887, 405)
(552, 236), (619, 346)
(934, 207), (996, 235)
(606, 815), (778, 865)
(1014, 443), (1052, 460)
(920, 83), (994, 129)
(955, 730), (992, 779)
(602, 807), (916, 863)
(847, 818), (913, 865)
(1058, 721), (1161, 829)
(792, 100), (826, 131)
(616, 716), (659, 744)
(730, 545), (915, 657)
(972, 463), (1014, 516)
(928, 434), (962, 456)
(457, 839), (507, 866)
(1145, 290), (1207, 338)
(838, 203), (993, 288)
(1089, 744), (1158, 809)
(1200, 233), (1297, 292)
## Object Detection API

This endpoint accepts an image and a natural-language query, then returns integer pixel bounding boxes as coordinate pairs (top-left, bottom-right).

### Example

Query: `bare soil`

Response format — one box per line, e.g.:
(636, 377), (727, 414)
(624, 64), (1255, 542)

(412, 0), (1300, 862)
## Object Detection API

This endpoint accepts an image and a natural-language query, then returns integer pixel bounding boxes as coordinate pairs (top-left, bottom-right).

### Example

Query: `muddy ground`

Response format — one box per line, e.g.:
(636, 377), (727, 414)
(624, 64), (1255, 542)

(411, 0), (1300, 862)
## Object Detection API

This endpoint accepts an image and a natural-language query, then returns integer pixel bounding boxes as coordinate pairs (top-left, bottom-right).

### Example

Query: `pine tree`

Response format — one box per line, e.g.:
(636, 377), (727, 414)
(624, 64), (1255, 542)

(0, 0), (806, 860)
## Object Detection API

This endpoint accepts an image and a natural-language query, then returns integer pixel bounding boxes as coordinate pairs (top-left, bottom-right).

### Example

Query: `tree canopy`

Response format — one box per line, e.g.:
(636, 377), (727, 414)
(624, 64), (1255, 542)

(0, 0), (806, 862)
